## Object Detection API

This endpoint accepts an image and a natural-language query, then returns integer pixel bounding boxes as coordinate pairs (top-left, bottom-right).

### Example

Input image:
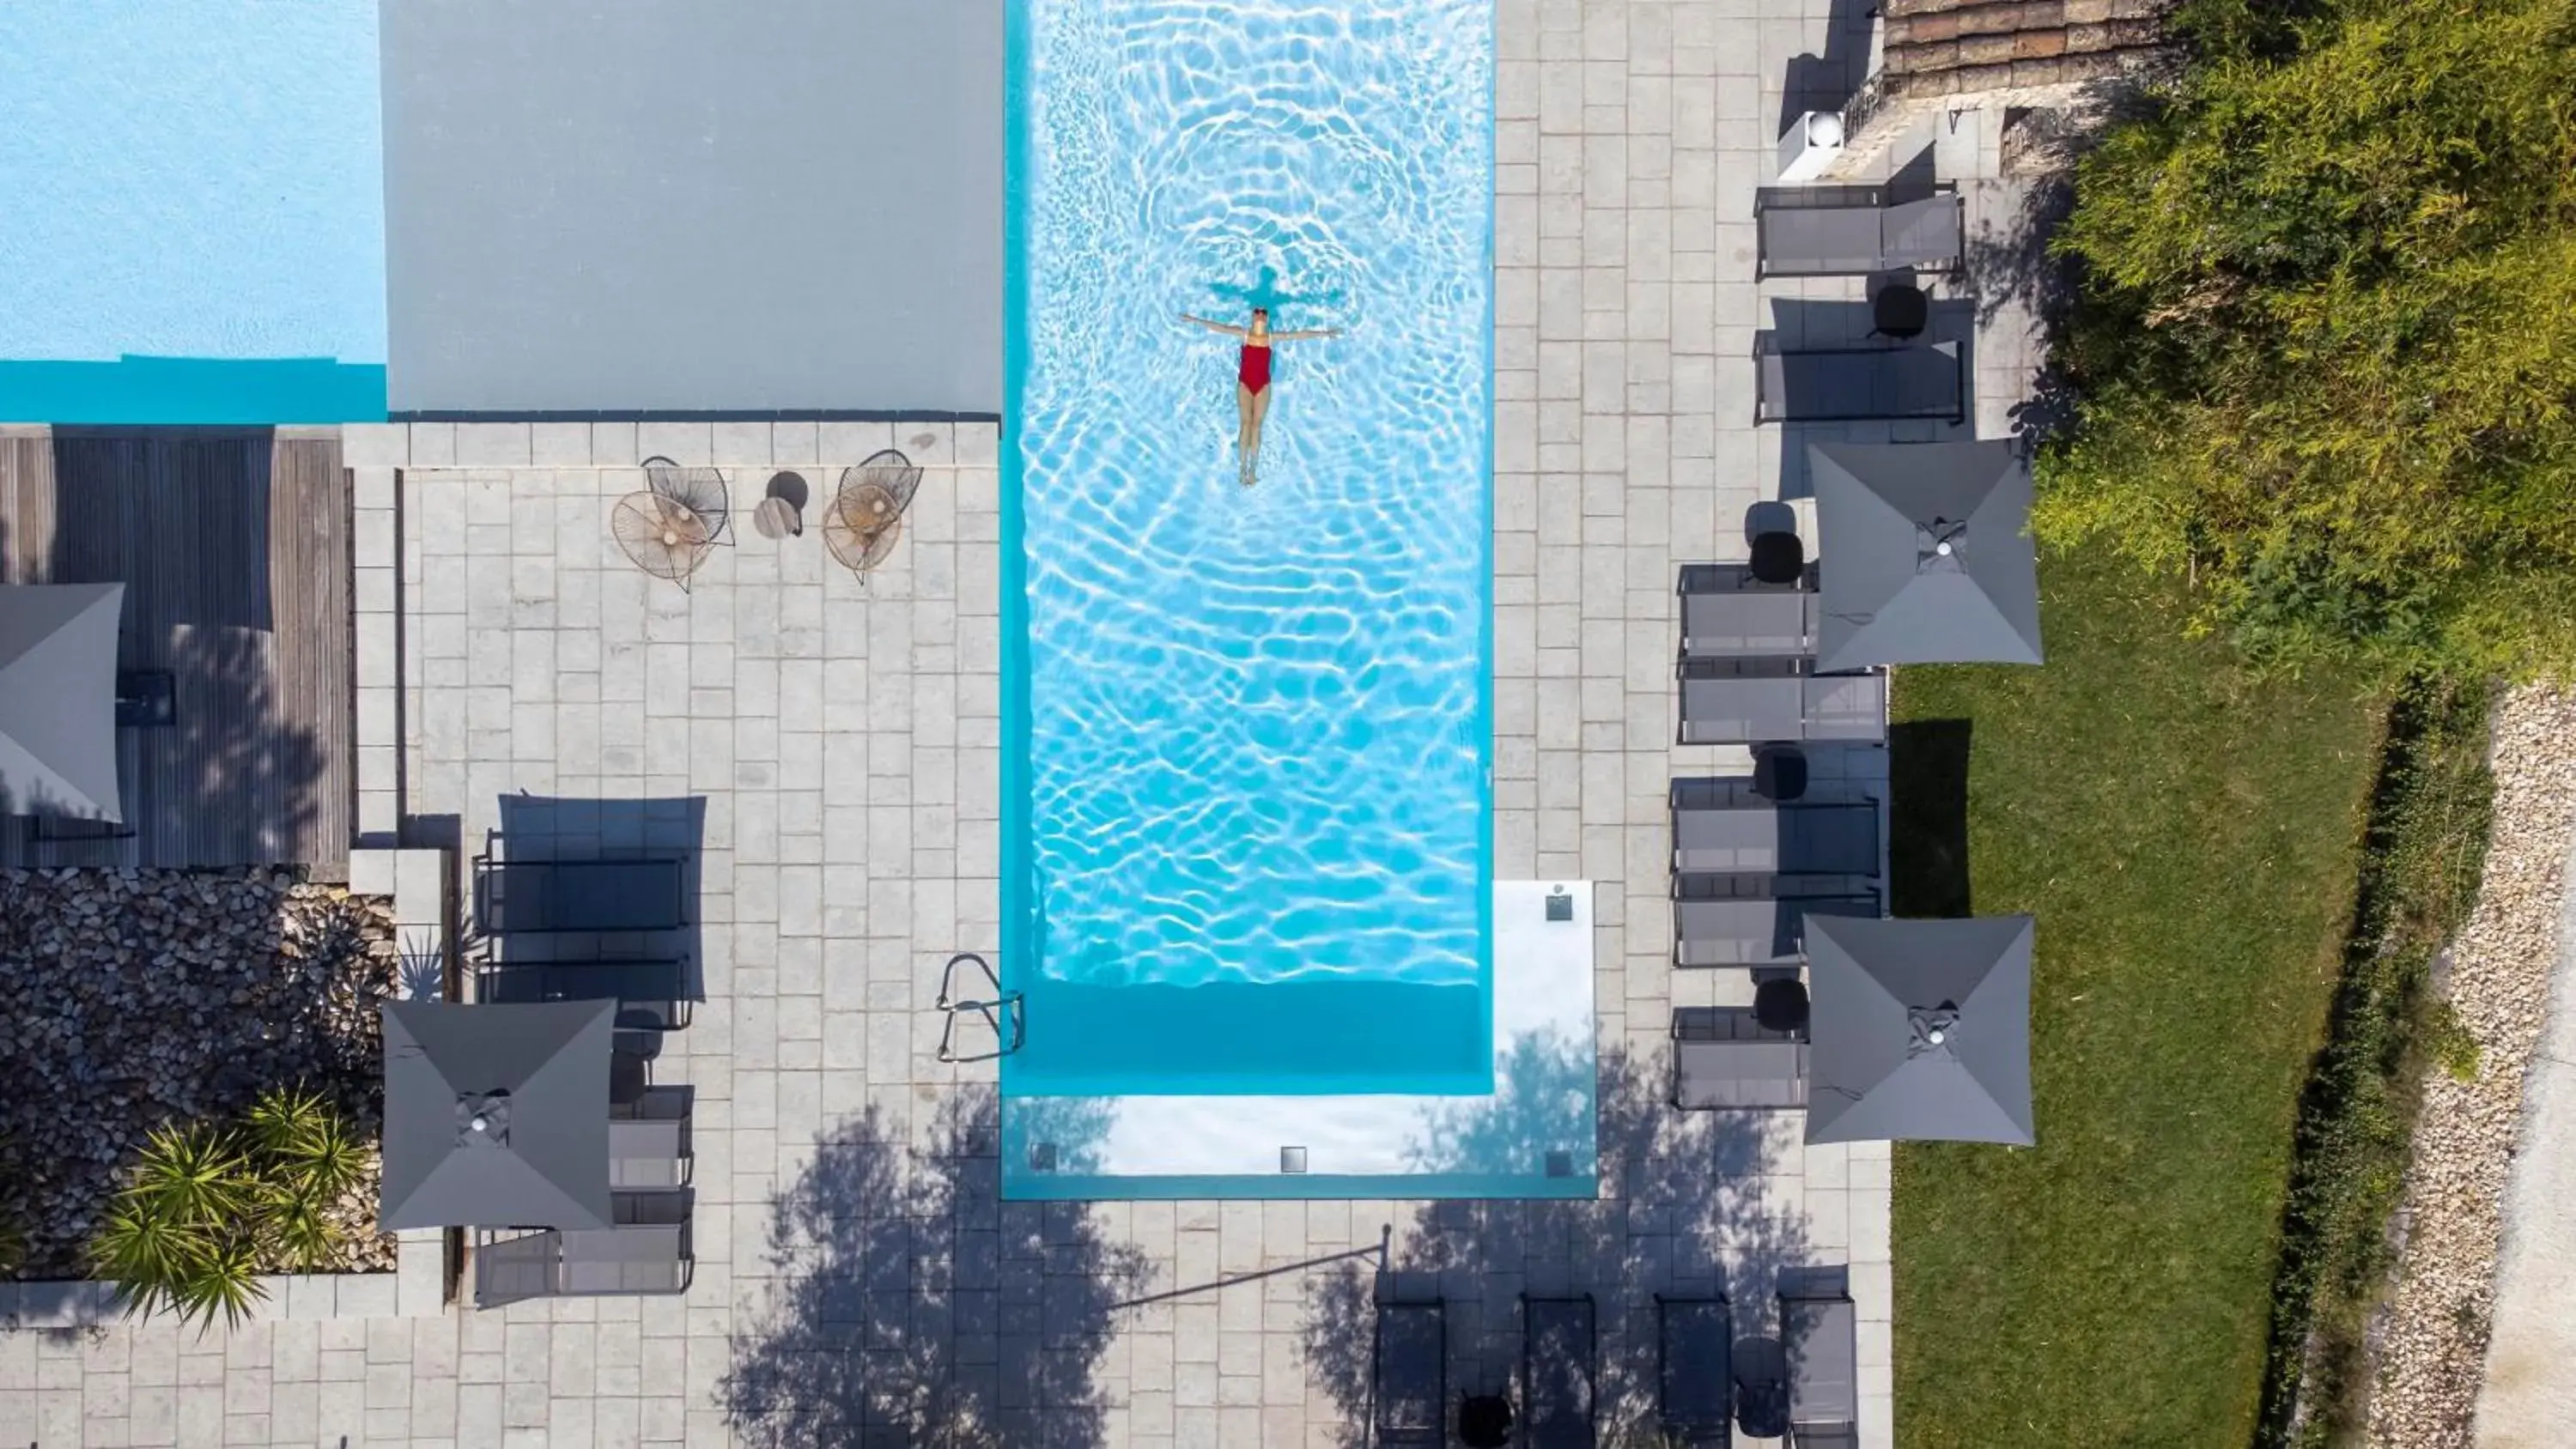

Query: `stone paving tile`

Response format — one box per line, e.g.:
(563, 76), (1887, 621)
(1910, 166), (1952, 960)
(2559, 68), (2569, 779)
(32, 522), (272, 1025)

(0, 2), (2087, 1443)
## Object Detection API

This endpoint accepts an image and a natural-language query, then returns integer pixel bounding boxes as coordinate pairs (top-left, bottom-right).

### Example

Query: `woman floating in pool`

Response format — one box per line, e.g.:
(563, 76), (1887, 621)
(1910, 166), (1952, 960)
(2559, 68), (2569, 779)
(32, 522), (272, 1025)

(1180, 307), (1343, 487)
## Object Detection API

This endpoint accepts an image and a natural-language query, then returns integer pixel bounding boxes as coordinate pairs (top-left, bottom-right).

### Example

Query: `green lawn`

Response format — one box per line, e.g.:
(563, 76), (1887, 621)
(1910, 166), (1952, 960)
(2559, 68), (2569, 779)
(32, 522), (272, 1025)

(1888, 544), (2391, 1448)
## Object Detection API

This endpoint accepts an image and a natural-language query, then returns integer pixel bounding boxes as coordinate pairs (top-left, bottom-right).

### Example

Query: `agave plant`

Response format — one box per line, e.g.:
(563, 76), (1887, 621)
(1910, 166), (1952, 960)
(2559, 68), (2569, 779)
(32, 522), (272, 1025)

(258, 1175), (342, 1274)
(131, 1124), (252, 1228)
(249, 1084), (369, 1203)
(89, 1090), (377, 1327)
(173, 1233), (270, 1331)
(90, 1184), (220, 1322)
(89, 1123), (264, 1326)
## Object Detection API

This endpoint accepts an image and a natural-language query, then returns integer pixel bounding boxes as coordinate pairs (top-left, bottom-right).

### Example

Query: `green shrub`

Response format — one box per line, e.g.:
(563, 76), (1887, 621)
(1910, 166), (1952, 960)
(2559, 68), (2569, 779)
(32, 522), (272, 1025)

(2042, 0), (2576, 675)
(2428, 1001), (2482, 1083)
(88, 1087), (371, 1330)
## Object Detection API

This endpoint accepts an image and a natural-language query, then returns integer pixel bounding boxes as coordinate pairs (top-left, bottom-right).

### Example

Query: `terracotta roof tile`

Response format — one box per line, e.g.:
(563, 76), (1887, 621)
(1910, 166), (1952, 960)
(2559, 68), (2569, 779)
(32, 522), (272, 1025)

(1880, 0), (2169, 97)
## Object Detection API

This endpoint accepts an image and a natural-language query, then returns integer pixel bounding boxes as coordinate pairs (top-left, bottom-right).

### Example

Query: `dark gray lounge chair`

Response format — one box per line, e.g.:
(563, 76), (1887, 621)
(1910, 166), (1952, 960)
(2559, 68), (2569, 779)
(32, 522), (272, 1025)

(1678, 660), (1885, 745)
(1755, 341), (1964, 424)
(1755, 184), (1964, 278)
(1674, 1007), (1808, 1110)
(1678, 566), (1820, 660)
(1523, 1294), (1598, 1448)
(477, 960), (692, 1031)
(1658, 1294), (1735, 1446)
(1670, 779), (1878, 876)
(1374, 1294), (1447, 1447)
(560, 1225), (690, 1294)
(475, 847), (687, 934)
(1673, 874), (1879, 967)
(609, 1117), (691, 1190)
(472, 1191), (694, 1305)
(1782, 1288), (1860, 1449)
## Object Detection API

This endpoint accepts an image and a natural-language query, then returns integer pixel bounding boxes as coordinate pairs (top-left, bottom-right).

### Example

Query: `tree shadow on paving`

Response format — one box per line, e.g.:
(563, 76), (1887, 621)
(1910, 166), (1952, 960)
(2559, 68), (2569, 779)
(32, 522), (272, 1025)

(723, 1086), (1149, 1448)
(1302, 1045), (1818, 1446)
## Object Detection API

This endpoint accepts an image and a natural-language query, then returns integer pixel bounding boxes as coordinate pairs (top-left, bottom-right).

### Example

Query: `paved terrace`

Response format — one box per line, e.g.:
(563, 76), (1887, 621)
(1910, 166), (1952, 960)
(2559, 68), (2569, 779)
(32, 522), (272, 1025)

(0, 0), (2061, 1441)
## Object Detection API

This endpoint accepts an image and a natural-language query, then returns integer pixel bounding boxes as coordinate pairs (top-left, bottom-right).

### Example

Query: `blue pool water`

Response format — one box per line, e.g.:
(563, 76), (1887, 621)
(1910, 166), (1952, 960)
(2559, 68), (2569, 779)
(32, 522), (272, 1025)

(1004, 0), (1494, 1097)
(0, 1), (386, 422)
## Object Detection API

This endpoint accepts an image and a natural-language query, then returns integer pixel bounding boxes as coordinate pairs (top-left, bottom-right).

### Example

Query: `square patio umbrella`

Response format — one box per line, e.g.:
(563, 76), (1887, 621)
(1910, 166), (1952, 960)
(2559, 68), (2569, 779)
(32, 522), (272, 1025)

(1810, 440), (2044, 671)
(0, 583), (125, 821)
(380, 999), (617, 1230)
(1804, 913), (2034, 1145)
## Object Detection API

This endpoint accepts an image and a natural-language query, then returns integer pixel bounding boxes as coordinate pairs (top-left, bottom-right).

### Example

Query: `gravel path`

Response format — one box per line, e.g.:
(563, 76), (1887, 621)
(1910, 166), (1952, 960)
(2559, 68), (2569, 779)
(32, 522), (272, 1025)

(2360, 686), (2576, 1448)
(2476, 881), (2576, 1449)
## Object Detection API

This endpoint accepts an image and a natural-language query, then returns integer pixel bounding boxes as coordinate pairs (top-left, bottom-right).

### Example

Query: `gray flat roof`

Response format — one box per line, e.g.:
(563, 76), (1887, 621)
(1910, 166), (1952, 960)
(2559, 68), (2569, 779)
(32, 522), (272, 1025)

(381, 0), (1001, 416)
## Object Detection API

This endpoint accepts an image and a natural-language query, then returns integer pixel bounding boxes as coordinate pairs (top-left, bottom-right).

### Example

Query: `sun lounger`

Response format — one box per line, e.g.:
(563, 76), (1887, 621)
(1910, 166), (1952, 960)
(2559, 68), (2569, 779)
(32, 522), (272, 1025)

(471, 1230), (558, 1307)
(557, 1222), (691, 1294)
(1374, 1293), (1447, 1447)
(1678, 577), (1821, 660)
(1673, 1007), (1807, 1110)
(1670, 779), (1878, 876)
(1755, 184), (1964, 278)
(562, 1194), (696, 1297)
(1523, 1294), (1599, 1448)
(475, 848), (687, 934)
(1678, 659), (1886, 745)
(1673, 874), (1879, 967)
(1755, 341), (1964, 424)
(1782, 1288), (1860, 1449)
(472, 1192), (694, 1305)
(614, 1083), (691, 1124)
(477, 959), (692, 1031)
(1658, 1294), (1735, 1446)
(609, 1118), (691, 1190)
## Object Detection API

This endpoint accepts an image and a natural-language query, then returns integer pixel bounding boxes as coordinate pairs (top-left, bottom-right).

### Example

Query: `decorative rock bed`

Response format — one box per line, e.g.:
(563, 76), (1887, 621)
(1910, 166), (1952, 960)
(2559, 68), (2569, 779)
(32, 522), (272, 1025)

(2363, 685), (2576, 1446)
(0, 868), (399, 1280)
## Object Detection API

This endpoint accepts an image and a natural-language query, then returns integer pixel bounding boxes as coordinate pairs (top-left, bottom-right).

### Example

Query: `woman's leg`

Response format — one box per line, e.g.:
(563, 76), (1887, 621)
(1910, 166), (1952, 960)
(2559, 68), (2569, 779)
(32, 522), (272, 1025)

(1236, 384), (1257, 482)
(1243, 385), (1273, 486)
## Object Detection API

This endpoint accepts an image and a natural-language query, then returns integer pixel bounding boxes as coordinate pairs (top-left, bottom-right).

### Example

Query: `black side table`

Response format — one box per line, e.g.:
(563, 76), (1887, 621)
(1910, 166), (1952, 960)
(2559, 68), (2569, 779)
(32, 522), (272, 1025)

(1458, 1392), (1515, 1448)
(1872, 282), (1929, 340)
(114, 669), (176, 728)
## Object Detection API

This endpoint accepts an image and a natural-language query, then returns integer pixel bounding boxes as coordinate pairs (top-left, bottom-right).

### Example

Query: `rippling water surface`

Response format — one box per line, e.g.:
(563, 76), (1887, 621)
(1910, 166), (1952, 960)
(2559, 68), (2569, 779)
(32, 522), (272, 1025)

(1013, 0), (1491, 989)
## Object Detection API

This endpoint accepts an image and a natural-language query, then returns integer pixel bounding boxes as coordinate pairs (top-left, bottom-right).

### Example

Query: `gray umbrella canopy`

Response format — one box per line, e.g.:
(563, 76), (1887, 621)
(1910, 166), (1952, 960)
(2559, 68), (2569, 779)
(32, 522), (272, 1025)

(380, 999), (616, 1230)
(0, 583), (125, 821)
(1810, 441), (2043, 671)
(1805, 913), (2035, 1145)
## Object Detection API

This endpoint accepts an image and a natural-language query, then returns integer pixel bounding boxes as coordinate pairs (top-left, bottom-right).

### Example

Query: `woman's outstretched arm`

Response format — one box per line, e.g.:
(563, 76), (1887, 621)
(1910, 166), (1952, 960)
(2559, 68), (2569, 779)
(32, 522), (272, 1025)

(1179, 314), (1247, 336)
(1270, 326), (1344, 342)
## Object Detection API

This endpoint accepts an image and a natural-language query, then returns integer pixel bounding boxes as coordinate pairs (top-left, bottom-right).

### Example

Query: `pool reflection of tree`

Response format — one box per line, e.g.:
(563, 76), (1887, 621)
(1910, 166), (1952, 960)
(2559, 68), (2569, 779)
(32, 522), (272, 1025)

(1003, 1093), (1120, 1178)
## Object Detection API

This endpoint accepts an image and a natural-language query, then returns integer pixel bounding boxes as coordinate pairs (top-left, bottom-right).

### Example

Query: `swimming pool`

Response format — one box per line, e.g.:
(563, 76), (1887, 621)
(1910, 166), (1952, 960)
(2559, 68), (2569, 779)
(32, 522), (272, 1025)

(0, 0), (387, 422)
(1003, 0), (1496, 1113)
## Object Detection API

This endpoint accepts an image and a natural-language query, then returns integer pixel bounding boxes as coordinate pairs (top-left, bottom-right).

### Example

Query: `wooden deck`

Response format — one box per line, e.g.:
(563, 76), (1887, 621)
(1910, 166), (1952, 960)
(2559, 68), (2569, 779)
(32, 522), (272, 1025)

(0, 427), (354, 870)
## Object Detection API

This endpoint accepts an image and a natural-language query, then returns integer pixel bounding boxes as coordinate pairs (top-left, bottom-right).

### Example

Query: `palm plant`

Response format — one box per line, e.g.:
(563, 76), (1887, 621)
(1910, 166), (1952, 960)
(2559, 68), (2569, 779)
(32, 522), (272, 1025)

(249, 1085), (369, 1199)
(90, 1088), (376, 1329)
(90, 1123), (258, 1328)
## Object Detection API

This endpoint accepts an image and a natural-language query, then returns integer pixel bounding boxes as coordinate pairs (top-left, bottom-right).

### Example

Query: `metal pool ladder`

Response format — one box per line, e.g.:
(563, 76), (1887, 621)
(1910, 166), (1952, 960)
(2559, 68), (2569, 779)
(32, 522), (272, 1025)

(935, 952), (1025, 1063)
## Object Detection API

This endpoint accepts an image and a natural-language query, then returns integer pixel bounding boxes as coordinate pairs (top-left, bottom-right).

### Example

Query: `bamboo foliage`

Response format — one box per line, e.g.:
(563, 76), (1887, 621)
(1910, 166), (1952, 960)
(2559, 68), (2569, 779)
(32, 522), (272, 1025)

(2041, 0), (2576, 671)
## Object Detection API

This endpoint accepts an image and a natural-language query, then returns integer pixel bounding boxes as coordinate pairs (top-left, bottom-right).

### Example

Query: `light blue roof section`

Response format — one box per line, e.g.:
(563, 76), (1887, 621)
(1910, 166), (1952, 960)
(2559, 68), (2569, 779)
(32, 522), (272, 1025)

(381, 0), (1004, 416)
(0, 0), (387, 367)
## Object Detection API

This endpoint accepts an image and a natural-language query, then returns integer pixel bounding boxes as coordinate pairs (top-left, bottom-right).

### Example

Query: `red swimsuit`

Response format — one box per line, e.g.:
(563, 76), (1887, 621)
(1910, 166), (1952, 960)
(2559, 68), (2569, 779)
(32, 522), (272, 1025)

(1238, 343), (1273, 395)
